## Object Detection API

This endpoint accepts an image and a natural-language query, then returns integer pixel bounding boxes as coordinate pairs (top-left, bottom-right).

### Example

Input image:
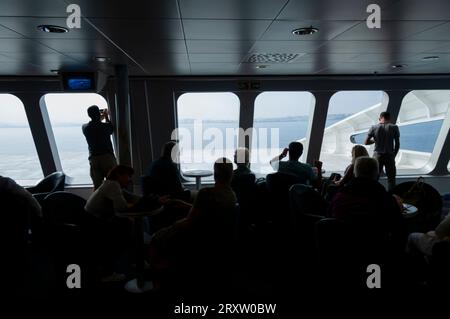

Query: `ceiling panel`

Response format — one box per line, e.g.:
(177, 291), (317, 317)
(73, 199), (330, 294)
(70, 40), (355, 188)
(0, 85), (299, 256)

(35, 38), (118, 54)
(0, 62), (45, 75)
(239, 63), (321, 75)
(70, 0), (180, 18)
(0, 17), (103, 39)
(0, 24), (22, 38)
(383, 0), (450, 20)
(298, 53), (359, 63)
(187, 40), (255, 54)
(261, 20), (360, 41)
(316, 40), (447, 54)
(189, 53), (246, 63)
(0, 0), (68, 17)
(89, 18), (184, 40)
(278, 0), (399, 21)
(250, 40), (325, 54)
(190, 63), (239, 75)
(179, 0), (288, 19)
(334, 21), (446, 41)
(183, 20), (272, 40)
(0, 38), (57, 53)
(407, 22), (450, 41)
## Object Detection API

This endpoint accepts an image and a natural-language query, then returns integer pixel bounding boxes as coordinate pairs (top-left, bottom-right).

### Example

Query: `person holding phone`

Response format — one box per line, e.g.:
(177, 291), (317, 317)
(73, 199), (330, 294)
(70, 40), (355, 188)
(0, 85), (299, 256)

(82, 105), (117, 189)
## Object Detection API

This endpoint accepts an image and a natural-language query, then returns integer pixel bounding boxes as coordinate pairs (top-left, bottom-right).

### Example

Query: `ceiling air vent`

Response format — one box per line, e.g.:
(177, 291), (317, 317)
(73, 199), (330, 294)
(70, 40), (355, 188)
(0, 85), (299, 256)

(244, 53), (301, 64)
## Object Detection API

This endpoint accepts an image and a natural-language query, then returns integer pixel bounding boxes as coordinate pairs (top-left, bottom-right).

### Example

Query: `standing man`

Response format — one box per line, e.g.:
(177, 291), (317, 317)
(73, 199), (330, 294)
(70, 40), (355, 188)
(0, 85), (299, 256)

(365, 111), (400, 192)
(82, 105), (117, 189)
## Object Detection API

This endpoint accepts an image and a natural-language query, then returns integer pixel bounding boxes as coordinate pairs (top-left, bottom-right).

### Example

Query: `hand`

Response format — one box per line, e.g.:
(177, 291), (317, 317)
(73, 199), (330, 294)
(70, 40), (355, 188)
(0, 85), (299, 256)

(281, 148), (289, 158)
(158, 195), (171, 205)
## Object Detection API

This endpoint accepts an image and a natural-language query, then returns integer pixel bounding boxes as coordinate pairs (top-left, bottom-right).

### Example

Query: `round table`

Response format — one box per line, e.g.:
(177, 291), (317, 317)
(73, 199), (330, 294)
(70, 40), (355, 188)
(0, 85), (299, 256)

(118, 206), (164, 293)
(402, 203), (419, 217)
(183, 169), (213, 190)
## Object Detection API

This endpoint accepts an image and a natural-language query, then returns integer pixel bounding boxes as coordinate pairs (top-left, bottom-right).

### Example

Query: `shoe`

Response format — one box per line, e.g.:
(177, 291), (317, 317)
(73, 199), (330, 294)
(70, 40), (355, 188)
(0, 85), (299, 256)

(101, 272), (126, 283)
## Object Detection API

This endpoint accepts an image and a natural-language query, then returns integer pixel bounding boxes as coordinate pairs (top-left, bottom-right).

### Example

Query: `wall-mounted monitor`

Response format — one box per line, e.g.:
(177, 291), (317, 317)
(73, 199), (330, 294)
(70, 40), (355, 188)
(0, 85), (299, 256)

(61, 72), (97, 92)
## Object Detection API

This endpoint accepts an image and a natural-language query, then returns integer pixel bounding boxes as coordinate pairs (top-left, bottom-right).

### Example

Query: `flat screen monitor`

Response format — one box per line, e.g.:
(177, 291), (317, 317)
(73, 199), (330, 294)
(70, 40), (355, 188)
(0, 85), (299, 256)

(62, 73), (96, 91)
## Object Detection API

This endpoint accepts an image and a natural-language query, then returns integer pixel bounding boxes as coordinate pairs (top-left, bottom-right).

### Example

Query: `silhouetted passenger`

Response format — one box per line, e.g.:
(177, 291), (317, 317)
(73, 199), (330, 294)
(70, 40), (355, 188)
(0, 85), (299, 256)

(149, 158), (237, 283)
(329, 157), (402, 233)
(365, 111), (400, 192)
(143, 141), (190, 200)
(232, 147), (253, 180)
(82, 105), (117, 189)
(407, 214), (450, 257)
(0, 175), (42, 218)
(270, 141), (322, 187)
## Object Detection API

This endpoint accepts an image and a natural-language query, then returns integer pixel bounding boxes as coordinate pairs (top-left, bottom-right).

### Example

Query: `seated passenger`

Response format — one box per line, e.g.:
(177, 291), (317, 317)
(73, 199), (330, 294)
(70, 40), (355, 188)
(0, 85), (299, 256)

(0, 175), (42, 218)
(328, 157), (402, 232)
(270, 141), (322, 187)
(149, 158), (237, 278)
(143, 141), (190, 201)
(407, 214), (450, 257)
(232, 147), (252, 179)
(335, 145), (369, 186)
(85, 165), (167, 282)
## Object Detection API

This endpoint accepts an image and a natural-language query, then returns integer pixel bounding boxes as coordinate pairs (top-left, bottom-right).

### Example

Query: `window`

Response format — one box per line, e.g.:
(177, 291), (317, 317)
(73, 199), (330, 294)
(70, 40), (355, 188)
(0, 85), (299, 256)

(0, 94), (43, 185)
(320, 91), (389, 173)
(176, 92), (240, 179)
(42, 93), (109, 185)
(252, 92), (315, 175)
(396, 90), (450, 173)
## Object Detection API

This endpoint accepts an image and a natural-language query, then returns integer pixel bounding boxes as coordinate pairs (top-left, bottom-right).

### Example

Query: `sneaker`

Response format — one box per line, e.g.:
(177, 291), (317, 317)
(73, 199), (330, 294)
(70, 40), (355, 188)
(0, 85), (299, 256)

(101, 272), (126, 283)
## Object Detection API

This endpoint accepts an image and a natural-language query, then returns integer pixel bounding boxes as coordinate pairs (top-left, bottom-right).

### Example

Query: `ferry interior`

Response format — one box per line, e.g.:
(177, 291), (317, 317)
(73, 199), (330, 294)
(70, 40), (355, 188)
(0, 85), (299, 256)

(2, 0), (450, 306)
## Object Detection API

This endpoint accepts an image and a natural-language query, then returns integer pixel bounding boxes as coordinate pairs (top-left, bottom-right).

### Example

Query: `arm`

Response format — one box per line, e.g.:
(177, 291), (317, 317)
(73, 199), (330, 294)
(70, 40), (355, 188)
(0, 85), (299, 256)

(270, 148), (288, 170)
(107, 182), (130, 212)
(365, 127), (375, 145)
(312, 161), (323, 189)
(394, 126), (400, 156)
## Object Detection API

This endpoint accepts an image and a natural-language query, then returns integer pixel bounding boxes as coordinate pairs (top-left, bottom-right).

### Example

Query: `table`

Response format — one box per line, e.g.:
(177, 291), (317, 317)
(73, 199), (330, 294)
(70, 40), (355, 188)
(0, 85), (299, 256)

(119, 206), (164, 293)
(403, 203), (418, 217)
(183, 169), (213, 190)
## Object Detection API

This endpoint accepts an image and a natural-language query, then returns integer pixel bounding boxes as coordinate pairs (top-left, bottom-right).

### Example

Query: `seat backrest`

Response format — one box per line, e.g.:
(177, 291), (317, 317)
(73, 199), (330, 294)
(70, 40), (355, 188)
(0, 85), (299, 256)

(231, 174), (256, 203)
(290, 184), (327, 217)
(32, 172), (66, 194)
(42, 191), (87, 226)
(266, 172), (303, 195)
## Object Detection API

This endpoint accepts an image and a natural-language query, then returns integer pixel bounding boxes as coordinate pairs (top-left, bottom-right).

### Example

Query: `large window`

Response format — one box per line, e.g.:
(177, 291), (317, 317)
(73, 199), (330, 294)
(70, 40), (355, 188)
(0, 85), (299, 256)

(43, 93), (109, 185)
(320, 91), (389, 173)
(396, 90), (450, 173)
(252, 92), (315, 175)
(176, 92), (240, 179)
(0, 94), (43, 185)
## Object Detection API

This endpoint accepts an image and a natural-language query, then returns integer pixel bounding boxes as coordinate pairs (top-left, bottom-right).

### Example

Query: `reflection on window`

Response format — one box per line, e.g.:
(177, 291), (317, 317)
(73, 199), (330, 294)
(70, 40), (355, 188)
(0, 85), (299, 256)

(43, 93), (108, 185)
(252, 92), (315, 175)
(0, 94), (43, 185)
(176, 93), (240, 179)
(396, 90), (450, 172)
(320, 91), (388, 173)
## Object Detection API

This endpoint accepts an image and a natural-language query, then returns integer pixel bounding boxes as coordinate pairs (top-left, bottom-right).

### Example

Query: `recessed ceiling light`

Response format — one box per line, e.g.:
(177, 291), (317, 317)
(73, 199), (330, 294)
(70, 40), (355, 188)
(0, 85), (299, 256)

(391, 64), (407, 69)
(94, 56), (110, 62)
(50, 69), (60, 74)
(256, 65), (268, 69)
(292, 26), (319, 36)
(37, 25), (69, 33)
(422, 56), (439, 61)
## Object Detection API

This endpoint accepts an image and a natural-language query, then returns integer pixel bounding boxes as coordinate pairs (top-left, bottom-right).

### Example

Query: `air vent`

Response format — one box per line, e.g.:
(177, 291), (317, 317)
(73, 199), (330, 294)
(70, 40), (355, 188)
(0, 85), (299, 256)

(244, 53), (301, 64)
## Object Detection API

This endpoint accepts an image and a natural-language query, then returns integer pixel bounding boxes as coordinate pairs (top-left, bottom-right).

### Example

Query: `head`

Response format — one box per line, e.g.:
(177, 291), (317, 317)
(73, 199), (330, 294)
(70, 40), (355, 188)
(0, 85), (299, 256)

(288, 142), (304, 161)
(161, 141), (178, 161)
(214, 157), (234, 185)
(354, 156), (379, 181)
(87, 105), (101, 122)
(106, 165), (134, 187)
(351, 145), (369, 164)
(379, 111), (391, 124)
(234, 147), (250, 167)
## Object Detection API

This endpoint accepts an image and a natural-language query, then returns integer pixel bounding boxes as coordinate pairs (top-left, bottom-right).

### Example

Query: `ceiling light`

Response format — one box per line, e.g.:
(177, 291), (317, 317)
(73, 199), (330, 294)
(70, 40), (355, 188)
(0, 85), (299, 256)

(94, 56), (110, 62)
(391, 64), (407, 69)
(256, 65), (268, 69)
(292, 26), (319, 36)
(37, 25), (69, 33)
(50, 69), (60, 74)
(421, 56), (439, 61)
